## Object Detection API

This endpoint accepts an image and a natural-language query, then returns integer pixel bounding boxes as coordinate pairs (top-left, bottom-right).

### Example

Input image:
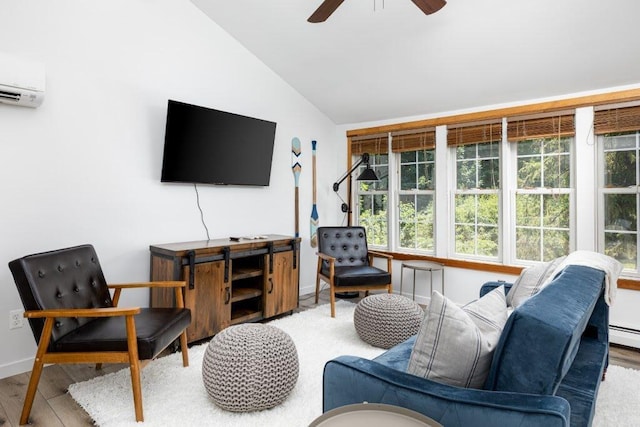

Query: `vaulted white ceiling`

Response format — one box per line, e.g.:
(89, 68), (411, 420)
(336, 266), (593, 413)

(192, 0), (640, 124)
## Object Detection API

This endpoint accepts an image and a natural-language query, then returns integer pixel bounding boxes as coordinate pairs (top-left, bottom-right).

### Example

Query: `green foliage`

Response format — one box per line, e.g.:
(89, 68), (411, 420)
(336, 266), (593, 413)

(359, 194), (388, 246)
(517, 137), (571, 189)
(454, 193), (499, 257)
(456, 142), (500, 190)
(602, 132), (640, 268)
(356, 132), (640, 268)
(398, 195), (434, 250)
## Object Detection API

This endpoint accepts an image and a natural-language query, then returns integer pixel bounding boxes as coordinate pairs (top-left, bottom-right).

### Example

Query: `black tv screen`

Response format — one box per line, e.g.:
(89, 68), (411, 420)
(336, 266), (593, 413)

(161, 100), (277, 186)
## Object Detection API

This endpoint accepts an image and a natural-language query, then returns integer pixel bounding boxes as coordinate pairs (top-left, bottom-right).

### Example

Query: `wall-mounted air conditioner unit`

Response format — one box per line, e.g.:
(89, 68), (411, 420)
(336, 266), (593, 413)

(0, 52), (45, 108)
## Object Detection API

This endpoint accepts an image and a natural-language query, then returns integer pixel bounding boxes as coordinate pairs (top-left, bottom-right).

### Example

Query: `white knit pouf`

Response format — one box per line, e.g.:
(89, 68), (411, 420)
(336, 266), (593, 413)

(354, 294), (424, 349)
(202, 323), (299, 412)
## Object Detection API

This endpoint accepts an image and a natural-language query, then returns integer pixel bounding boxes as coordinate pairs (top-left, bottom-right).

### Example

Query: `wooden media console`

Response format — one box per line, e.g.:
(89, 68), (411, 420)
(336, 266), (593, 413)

(149, 235), (300, 343)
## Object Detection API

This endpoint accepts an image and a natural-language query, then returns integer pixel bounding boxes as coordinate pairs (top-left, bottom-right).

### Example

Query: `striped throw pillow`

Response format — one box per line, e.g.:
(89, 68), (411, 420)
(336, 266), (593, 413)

(507, 256), (566, 308)
(407, 286), (508, 389)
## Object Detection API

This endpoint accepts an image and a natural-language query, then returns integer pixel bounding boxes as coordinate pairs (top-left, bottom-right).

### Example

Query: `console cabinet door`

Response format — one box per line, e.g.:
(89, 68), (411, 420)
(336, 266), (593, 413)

(183, 260), (230, 342)
(263, 251), (299, 318)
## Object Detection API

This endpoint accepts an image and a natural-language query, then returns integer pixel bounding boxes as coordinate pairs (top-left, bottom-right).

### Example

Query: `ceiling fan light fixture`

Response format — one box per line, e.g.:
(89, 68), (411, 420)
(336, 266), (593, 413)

(308, 0), (345, 23)
(410, 0), (447, 15)
(308, 0), (445, 23)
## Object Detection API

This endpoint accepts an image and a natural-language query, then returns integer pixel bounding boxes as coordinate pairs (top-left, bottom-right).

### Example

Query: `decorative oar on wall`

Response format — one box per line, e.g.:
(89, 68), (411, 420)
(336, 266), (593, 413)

(291, 137), (302, 238)
(310, 140), (319, 247)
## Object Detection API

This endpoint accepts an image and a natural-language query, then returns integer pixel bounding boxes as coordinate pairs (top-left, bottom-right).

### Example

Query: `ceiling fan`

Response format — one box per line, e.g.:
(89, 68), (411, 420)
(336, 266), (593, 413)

(308, 0), (446, 23)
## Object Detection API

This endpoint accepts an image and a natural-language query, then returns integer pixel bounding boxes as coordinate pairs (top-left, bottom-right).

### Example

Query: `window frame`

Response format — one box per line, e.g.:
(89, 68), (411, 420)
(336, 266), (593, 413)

(597, 130), (640, 275)
(512, 135), (575, 263)
(396, 148), (437, 254)
(450, 140), (502, 261)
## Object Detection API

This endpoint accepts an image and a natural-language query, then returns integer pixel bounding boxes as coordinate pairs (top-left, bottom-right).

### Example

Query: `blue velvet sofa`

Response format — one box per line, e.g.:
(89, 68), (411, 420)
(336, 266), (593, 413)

(323, 265), (609, 427)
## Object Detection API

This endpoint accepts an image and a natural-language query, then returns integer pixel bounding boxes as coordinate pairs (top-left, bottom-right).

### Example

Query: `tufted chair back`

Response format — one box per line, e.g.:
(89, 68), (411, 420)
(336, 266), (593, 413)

(315, 226), (392, 317)
(317, 226), (369, 272)
(9, 244), (113, 346)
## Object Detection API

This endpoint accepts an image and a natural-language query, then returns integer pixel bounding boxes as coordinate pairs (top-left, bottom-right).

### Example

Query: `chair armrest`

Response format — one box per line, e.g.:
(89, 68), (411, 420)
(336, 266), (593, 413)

(367, 250), (393, 260)
(107, 281), (186, 289)
(24, 306), (141, 319)
(317, 252), (336, 280)
(367, 251), (393, 274)
(26, 307), (144, 361)
(324, 356), (570, 427)
(107, 281), (187, 308)
(316, 252), (336, 263)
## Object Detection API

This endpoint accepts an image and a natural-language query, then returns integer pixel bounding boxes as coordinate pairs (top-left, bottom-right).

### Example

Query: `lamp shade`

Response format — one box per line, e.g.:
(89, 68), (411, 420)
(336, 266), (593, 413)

(356, 167), (379, 181)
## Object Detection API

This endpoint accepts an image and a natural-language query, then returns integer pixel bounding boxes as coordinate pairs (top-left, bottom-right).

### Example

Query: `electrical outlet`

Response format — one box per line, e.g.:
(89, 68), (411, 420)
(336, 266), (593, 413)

(9, 309), (24, 330)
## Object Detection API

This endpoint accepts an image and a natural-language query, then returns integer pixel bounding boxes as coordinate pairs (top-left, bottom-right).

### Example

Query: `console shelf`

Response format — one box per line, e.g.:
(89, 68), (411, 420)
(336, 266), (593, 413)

(230, 309), (263, 325)
(233, 267), (264, 281)
(149, 235), (300, 343)
(232, 287), (263, 302)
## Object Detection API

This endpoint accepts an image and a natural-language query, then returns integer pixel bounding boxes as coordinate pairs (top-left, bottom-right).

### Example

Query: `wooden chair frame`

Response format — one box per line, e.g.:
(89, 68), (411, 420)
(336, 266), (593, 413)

(19, 281), (189, 425)
(315, 250), (393, 317)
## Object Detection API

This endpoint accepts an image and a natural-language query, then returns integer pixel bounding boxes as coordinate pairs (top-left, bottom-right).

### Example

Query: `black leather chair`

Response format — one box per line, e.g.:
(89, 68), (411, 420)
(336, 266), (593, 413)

(316, 226), (393, 317)
(9, 244), (191, 424)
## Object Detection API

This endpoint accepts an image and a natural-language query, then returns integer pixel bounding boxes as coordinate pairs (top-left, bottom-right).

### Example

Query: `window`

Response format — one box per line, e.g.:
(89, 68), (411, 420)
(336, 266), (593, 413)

(394, 129), (436, 252)
(509, 114), (574, 262)
(596, 105), (640, 272)
(449, 122), (501, 259)
(352, 135), (389, 247)
(347, 90), (640, 286)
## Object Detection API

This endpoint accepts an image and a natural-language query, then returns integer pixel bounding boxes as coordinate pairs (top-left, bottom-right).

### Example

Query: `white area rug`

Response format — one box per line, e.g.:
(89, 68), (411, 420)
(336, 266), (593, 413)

(593, 364), (640, 426)
(69, 301), (639, 426)
(68, 301), (384, 426)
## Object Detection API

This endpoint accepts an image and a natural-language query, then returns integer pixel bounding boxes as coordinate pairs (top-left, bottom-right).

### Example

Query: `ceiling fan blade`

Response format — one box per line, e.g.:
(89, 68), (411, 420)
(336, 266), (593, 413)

(308, 0), (345, 23)
(410, 0), (447, 15)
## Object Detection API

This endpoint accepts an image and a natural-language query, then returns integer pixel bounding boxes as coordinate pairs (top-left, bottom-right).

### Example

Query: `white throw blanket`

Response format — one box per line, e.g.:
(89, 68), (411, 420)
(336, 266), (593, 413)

(542, 250), (623, 305)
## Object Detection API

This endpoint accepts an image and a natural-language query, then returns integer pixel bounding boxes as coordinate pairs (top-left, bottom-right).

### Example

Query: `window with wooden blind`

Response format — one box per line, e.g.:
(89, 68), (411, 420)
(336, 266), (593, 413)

(597, 104), (640, 272)
(508, 113), (574, 262)
(449, 121), (501, 260)
(393, 129), (436, 252)
(352, 134), (389, 246)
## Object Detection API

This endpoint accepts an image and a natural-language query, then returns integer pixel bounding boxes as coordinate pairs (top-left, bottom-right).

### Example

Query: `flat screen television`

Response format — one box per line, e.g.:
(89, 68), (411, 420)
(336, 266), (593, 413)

(161, 100), (277, 186)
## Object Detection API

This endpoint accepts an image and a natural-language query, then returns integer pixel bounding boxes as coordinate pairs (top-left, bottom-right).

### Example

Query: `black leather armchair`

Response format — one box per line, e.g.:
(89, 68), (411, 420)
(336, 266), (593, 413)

(9, 244), (191, 424)
(316, 226), (393, 317)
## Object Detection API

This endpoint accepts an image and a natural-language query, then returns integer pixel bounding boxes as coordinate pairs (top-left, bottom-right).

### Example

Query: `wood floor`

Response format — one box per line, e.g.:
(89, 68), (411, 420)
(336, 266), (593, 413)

(1, 290), (638, 427)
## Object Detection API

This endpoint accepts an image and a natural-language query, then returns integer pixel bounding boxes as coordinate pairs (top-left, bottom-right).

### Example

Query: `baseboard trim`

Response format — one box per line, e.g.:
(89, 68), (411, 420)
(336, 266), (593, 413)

(610, 325), (640, 349)
(0, 356), (34, 380)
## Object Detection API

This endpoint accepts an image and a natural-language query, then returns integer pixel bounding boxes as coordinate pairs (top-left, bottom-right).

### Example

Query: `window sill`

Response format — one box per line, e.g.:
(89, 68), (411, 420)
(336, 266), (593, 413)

(381, 251), (640, 291)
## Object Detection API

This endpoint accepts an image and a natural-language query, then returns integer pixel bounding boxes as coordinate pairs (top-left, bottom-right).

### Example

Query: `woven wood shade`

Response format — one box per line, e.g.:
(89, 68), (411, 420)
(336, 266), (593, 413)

(351, 134), (388, 156)
(391, 129), (436, 152)
(594, 105), (640, 134)
(447, 122), (502, 146)
(507, 114), (575, 142)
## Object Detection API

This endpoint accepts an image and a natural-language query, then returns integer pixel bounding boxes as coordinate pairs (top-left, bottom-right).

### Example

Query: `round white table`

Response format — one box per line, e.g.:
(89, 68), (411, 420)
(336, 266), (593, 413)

(309, 403), (442, 427)
(399, 260), (445, 300)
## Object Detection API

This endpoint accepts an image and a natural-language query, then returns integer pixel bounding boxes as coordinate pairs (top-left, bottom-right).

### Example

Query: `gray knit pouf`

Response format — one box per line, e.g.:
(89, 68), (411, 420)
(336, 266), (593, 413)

(202, 323), (299, 412)
(354, 294), (424, 349)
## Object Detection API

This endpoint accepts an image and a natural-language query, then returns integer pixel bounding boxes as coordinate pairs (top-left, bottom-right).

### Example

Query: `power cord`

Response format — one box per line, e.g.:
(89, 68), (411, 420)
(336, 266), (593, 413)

(194, 184), (211, 241)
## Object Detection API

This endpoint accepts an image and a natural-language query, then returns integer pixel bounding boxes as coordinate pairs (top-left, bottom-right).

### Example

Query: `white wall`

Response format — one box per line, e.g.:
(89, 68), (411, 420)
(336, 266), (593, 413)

(0, 0), (342, 378)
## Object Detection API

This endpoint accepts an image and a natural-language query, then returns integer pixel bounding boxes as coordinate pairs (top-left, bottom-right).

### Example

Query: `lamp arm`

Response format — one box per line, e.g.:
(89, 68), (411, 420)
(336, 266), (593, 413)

(332, 153), (369, 192)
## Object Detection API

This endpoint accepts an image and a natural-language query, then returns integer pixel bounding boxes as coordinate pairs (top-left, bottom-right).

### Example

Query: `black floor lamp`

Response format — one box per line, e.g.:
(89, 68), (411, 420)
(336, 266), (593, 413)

(333, 153), (379, 226)
(332, 153), (379, 299)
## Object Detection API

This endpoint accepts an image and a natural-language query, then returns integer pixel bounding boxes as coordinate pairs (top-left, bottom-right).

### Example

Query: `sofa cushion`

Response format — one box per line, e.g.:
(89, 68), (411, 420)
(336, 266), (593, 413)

(484, 265), (605, 395)
(407, 286), (507, 388)
(507, 256), (565, 308)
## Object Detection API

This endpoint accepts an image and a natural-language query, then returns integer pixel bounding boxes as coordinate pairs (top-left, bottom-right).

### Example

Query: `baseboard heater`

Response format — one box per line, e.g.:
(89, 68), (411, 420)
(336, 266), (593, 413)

(610, 324), (640, 335)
